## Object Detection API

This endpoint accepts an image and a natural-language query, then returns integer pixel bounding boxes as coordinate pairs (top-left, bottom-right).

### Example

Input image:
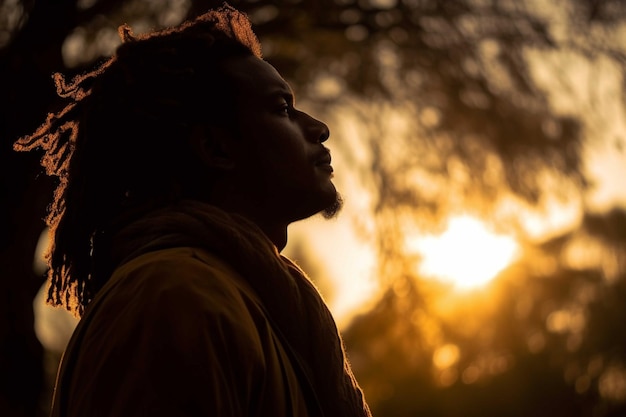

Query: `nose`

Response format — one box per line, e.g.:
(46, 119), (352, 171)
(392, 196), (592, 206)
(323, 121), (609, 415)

(302, 111), (330, 143)
(318, 122), (330, 143)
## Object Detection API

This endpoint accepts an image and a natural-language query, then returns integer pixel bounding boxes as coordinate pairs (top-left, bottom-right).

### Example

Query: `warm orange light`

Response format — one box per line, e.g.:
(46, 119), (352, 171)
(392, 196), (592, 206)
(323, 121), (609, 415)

(433, 343), (460, 369)
(406, 215), (519, 290)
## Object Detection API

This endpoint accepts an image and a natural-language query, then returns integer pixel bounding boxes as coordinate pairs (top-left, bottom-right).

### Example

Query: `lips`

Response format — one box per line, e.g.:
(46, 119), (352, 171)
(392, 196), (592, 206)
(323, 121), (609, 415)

(314, 150), (333, 173)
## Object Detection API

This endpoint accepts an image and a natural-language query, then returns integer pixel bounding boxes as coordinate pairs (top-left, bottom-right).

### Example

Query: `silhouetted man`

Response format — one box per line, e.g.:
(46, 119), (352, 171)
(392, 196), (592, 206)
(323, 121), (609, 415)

(14, 4), (371, 417)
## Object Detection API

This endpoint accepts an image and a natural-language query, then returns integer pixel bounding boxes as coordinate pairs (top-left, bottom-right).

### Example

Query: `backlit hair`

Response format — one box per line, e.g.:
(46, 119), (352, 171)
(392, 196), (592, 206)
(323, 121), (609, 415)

(14, 3), (262, 316)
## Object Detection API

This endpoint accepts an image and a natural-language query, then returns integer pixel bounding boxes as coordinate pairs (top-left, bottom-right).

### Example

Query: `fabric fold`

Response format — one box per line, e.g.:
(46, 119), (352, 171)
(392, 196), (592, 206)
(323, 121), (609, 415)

(93, 200), (371, 417)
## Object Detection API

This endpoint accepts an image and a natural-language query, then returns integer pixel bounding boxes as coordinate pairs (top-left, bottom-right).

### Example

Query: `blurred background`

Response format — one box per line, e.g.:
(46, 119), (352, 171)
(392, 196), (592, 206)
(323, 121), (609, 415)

(2, 0), (626, 416)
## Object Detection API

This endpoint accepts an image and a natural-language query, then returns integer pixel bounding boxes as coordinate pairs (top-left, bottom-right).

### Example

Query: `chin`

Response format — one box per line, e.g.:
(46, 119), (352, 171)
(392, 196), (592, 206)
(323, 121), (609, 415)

(320, 192), (343, 219)
(286, 187), (342, 222)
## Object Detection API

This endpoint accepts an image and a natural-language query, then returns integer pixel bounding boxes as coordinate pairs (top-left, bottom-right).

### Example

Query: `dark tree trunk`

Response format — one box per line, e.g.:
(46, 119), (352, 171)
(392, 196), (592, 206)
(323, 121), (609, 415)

(0, 1), (79, 415)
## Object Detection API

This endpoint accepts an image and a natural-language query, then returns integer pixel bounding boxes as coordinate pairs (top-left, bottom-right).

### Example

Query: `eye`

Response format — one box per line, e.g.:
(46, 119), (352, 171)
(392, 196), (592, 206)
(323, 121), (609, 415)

(278, 102), (293, 116)
(272, 92), (296, 116)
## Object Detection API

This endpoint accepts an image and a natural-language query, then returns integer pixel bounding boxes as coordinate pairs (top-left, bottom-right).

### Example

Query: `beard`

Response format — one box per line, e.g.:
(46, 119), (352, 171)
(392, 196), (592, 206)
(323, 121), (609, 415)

(321, 192), (344, 219)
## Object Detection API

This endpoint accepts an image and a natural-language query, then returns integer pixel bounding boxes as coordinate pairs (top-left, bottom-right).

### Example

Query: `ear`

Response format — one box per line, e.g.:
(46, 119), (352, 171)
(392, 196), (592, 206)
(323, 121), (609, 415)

(188, 124), (236, 171)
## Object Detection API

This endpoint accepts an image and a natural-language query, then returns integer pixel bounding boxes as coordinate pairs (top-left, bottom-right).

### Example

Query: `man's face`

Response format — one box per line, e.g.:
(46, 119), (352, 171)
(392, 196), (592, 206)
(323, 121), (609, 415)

(219, 55), (341, 225)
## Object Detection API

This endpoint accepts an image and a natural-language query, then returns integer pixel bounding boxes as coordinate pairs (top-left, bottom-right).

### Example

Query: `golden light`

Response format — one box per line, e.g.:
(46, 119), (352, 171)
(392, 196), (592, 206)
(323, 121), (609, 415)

(406, 215), (519, 290)
(433, 343), (460, 369)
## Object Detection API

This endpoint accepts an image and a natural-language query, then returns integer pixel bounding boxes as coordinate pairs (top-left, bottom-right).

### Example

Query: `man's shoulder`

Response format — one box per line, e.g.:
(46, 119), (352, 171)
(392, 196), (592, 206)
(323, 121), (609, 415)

(116, 246), (240, 281)
(106, 246), (262, 317)
(66, 246), (273, 396)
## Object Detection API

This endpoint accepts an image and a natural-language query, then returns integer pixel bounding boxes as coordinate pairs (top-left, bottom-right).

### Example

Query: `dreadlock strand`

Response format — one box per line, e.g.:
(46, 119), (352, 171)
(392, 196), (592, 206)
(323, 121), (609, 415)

(53, 72), (76, 98)
(37, 122), (74, 178)
(118, 24), (135, 43)
(53, 72), (87, 100)
(45, 136), (73, 177)
(12, 111), (59, 152)
(222, 5), (262, 58)
(46, 255), (65, 307)
(13, 100), (79, 164)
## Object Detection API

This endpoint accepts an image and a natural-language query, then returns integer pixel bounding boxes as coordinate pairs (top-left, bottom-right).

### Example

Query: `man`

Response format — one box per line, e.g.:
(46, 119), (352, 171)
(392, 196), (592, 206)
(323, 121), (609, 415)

(14, 4), (371, 417)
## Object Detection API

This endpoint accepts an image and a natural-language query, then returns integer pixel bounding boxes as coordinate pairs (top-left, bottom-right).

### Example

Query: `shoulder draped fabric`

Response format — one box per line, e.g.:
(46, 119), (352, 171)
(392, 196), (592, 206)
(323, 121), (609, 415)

(49, 200), (372, 417)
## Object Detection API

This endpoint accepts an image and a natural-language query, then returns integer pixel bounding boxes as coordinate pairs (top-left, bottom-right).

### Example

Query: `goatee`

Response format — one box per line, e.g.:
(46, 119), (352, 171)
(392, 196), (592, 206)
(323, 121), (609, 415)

(321, 192), (344, 219)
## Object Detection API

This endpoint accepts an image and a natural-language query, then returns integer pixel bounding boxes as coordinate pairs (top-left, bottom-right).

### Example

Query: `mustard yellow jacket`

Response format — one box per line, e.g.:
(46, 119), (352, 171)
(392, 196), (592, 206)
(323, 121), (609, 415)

(51, 247), (316, 416)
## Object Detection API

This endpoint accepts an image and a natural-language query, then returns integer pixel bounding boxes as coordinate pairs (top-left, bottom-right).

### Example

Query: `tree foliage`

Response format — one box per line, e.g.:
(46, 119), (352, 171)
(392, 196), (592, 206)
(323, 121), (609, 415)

(344, 209), (626, 416)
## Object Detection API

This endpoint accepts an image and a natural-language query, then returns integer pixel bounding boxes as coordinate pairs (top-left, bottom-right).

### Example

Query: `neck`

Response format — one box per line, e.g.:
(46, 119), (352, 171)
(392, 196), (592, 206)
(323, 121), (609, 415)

(255, 221), (288, 252)
(231, 210), (289, 250)
(207, 186), (290, 251)
(205, 200), (289, 251)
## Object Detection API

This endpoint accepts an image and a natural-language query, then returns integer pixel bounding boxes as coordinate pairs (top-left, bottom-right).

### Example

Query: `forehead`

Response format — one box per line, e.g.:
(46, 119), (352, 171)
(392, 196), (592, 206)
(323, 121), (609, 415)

(220, 55), (293, 99)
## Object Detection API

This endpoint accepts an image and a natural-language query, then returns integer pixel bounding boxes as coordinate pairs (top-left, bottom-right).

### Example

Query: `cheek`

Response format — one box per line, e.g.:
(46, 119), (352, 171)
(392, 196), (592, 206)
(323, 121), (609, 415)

(237, 116), (309, 171)
(259, 134), (307, 164)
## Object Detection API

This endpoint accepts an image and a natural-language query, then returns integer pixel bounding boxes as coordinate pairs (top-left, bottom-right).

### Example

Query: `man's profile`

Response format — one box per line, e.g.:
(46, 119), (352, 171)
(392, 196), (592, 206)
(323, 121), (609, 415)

(14, 4), (371, 416)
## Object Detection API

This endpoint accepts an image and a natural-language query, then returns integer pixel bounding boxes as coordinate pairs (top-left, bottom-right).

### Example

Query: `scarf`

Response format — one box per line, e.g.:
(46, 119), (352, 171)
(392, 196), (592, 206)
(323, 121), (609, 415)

(100, 199), (372, 417)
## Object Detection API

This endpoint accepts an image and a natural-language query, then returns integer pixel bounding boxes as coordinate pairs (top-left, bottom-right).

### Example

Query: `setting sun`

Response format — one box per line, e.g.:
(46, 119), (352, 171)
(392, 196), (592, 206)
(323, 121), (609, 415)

(407, 216), (519, 290)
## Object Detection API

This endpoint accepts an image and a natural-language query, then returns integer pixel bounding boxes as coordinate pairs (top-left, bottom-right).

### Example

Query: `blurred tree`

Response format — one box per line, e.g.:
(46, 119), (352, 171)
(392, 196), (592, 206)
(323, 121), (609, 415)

(344, 208), (626, 416)
(2, 0), (626, 416)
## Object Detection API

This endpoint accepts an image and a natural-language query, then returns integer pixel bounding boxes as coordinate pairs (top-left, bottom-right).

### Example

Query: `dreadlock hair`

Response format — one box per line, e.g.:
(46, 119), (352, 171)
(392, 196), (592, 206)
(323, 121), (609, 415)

(13, 4), (263, 317)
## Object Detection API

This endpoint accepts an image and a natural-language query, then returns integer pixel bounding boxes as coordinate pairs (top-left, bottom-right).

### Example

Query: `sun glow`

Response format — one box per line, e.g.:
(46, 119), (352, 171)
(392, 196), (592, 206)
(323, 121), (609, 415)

(407, 216), (519, 290)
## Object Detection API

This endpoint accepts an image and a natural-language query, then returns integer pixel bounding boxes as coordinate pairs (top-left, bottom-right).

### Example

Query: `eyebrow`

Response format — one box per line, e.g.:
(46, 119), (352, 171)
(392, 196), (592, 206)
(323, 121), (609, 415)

(268, 90), (295, 106)
(268, 88), (295, 105)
